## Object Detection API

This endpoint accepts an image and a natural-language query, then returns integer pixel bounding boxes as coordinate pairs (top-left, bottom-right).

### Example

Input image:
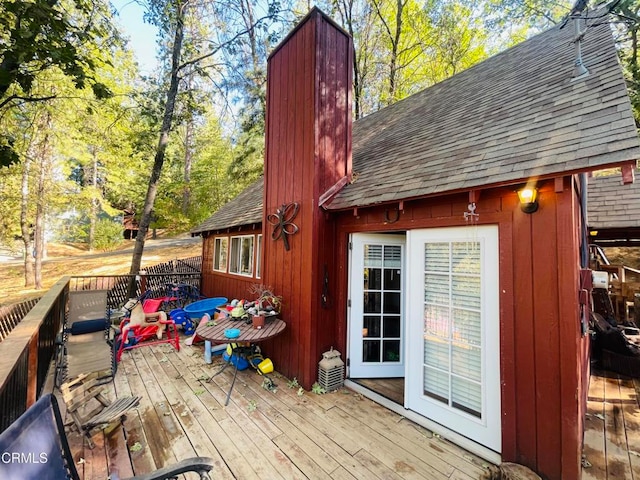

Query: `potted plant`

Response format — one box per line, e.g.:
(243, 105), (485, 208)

(249, 284), (282, 328)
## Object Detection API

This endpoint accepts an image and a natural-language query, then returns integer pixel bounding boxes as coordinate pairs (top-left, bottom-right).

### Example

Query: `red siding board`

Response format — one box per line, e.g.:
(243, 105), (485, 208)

(498, 215), (517, 462)
(532, 187), (562, 479)
(512, 200), (538, 468)
(556, 177), (583, 480)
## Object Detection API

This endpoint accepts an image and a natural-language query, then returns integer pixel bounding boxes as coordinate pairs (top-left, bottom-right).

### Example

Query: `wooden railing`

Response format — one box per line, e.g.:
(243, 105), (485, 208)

(0, 297), (41, 342)
(0, 277), (67, 432)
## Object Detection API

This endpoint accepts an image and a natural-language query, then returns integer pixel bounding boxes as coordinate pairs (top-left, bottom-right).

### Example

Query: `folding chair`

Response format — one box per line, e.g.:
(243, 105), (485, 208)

(0, 394), (214, 479)
(56, 290), (113, 387)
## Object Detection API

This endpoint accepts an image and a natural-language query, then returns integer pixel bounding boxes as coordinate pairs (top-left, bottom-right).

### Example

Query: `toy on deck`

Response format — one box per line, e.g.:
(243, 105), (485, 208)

(114, 296), (180, 363)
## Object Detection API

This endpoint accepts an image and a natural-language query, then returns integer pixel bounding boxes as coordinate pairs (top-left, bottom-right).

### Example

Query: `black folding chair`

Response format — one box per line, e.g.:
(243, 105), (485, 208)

(0, 394), (214, 479)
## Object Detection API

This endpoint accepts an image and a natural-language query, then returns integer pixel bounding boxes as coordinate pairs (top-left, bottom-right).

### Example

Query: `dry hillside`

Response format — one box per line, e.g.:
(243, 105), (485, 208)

(0, 237), (202, 307)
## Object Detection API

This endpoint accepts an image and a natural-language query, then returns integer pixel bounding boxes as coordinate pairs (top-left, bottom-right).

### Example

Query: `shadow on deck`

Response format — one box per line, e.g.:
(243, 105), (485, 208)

(65, 338), (491, 480)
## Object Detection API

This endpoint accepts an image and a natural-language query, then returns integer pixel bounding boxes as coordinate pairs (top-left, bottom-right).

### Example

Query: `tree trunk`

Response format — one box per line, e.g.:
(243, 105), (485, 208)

(20, 155), (34, 287)
(129, 0), (186, 284)
(89, 147), (98, 251)
(182, 104), (193, 215)
(33, 113), (52, 290)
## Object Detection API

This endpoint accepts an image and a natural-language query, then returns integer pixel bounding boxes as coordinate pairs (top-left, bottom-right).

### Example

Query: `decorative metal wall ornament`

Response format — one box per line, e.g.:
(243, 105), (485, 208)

(267, 202), (300, 251)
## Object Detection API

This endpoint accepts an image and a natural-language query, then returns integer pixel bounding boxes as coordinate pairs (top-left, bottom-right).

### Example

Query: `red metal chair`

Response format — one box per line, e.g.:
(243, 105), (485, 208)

(114, 297), (180, 363)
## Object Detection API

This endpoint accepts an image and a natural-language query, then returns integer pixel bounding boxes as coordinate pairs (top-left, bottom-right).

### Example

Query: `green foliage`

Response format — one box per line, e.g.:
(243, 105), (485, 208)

(93, 218), (124, 251)
(311, 382), (327, 395)
(287, 377), (300, 389)
(0, 0), (118, 105)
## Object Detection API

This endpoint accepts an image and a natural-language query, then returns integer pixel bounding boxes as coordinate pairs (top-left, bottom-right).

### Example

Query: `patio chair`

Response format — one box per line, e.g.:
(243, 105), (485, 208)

(0, 393), (214, 480)
(60, 373), (141, 449)
(55, 290), (113, 387)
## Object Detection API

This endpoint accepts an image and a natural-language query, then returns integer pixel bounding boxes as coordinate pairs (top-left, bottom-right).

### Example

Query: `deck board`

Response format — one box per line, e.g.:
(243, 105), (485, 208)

(67, 340), (492, 479)
(582, 370), (640, 480)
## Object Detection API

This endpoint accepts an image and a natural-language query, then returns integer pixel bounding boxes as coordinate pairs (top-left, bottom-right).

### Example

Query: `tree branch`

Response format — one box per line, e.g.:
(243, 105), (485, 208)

(176, 14), (274, 73)
(0, 94), (58, 110)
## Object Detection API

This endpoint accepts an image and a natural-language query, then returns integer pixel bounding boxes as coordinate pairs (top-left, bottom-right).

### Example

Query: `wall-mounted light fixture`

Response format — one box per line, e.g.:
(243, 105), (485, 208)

(517, 186), (539, 213)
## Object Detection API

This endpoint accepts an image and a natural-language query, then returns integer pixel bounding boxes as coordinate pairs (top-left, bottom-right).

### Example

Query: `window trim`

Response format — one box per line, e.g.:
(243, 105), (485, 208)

(256, 234), (263, 279)
(213, 237), (228, 273)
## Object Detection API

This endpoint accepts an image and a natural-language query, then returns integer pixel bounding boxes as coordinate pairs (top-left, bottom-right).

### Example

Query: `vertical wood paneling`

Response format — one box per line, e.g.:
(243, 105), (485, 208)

(556, 177), (583, 480)
(532, 185), (562, 479)
(512, 196), (538, 467)
(498, 210), (517, 462)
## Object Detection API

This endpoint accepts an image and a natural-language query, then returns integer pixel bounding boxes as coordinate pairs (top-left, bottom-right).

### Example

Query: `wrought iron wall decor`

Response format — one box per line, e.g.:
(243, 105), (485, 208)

(267, 202), (299, 251)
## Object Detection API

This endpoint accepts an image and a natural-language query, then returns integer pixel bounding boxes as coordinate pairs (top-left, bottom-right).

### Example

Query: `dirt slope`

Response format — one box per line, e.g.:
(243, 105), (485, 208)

(0, 237), (202, 307)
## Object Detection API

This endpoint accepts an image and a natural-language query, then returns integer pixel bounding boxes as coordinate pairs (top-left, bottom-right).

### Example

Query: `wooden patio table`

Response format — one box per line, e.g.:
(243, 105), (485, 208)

(195, 315), (286, 405)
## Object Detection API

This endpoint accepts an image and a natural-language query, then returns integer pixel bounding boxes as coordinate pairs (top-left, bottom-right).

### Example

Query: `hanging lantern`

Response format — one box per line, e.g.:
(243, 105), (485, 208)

(318, 347), (344, 391)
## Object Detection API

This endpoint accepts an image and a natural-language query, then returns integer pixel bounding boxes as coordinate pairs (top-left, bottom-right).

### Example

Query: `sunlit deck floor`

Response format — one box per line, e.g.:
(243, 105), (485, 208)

(65, 339), (491, 480)
(582, 369), (640, 480)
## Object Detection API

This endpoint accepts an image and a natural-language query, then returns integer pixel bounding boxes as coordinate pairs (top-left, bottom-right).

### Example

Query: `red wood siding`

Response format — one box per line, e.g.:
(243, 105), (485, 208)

(261, 10), (353, 388)
(331, 180), (586, 480)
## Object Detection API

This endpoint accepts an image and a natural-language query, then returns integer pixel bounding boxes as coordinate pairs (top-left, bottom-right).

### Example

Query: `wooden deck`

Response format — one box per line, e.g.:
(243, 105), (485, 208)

(64, 340), (491, 479)
(582, 369), (640, 479)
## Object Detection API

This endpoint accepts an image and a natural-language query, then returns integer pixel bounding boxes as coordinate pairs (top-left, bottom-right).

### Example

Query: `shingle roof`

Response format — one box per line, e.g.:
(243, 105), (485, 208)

(192, 17), (640, 233)
(587, 172), (640, 229)
(326, 19), (640, 210)
(191, 177), (263, 234)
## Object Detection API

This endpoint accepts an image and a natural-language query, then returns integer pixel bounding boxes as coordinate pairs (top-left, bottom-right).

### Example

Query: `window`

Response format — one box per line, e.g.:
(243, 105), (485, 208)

(256, 234), (263, 279)
(230, 235), (254, 276)
(213, 237), (228, 272)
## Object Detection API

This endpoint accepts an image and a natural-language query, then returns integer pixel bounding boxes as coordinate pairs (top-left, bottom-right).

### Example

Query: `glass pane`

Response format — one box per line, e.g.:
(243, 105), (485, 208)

(256, 235), (262, 278)
(230, 238), (240, 273)
(364, 244), (382, 267)
(425, 243), (450, 272)
(452, 275), (480, 309)
(424, 273), (449, 304)
(452, 242), (480, 274)
(452, 345), (481, 381)
(383, 316), (401, 337)
(384, 245), (402, 268)
(383, 292), (400, 314)
(364, 292), (381, 313)
(240, 237), (254, 275)
(384, 269), (401, 290)
(424, 337), (449, 370)
(383, 340), (401, 362)
(219, 238), (228, 271)
(364, 268), (382, 290)
(424, 304), (450, 339)
(424, 366), (449, 404)
(452, 376), (481, 418)
(363, 340), (380, 362)
(452, 309), (481, 346)
(363, 316), (380, 338)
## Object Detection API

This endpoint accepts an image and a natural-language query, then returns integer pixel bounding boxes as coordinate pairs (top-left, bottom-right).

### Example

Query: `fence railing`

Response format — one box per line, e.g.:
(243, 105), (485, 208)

(0, 256), (202, 433)
(0, 278), (67, 432)
(0, 298), (41, 342)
